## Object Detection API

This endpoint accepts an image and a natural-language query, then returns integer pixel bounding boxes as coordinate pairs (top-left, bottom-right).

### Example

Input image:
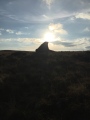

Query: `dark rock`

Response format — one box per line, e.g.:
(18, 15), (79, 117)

(36, 42), (49, 52)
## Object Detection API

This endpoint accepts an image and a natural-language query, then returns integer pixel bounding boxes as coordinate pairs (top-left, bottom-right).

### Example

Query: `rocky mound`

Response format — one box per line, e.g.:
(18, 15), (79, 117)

(36, 42), (49, 52)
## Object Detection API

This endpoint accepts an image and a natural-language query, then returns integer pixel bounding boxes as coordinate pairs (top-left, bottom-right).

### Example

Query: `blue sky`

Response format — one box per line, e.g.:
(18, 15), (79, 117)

(0, 0), (90, 51)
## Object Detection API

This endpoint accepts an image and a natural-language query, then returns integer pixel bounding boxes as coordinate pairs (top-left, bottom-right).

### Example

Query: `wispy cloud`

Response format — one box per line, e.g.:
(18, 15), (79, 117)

(0, 38), (41, 44)
(0, 37), (90, 51)
(0, 28), (4, 31)
(43, 0), (54, 9)
(86, 46), (90, 50)
(0, 33), (2, 35)
(50, 37), (90, 51)
(6, 14), (26, 22)
(6, 29), (14, 34)
(53, 37), (90, 47)
(0, 38), (12, 42)
(25, 27), (29, 29)
(49, 23), (68, 35)
(16, 31), (30, 35)
(17, 38), (41, 44)
(83, 27), (90, 32)
(75, 13), (90, 20)
(16, 31), (23, 35)
(0, 8), (26, 23)
(42, 14), (50, 20)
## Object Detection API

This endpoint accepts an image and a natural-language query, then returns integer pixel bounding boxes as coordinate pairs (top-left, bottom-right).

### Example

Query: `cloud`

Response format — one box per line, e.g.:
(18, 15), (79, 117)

(0, 28), (4, 31)
(0, 38), (12, 42)
(6, 14), (26, 22)
(0, 8), (26, 23)
(16, 31), (30, 35)
(49, 23), (68, 35)
(0, 0), (90, 23)
(53, 41), (75, 47)
(83, 27), (90, 32)
(6, 29), (14, 34)
(0, 38), (41, 44)
(49, 37), (90, 51)
(86, 46), (90, 50)
(0, 28), (4, 36)
(25, 27), (29, 29)
(17, 38), (41, 44)
(42, 15), (49, 20)
(75, 13), (90, 20)
(0, 33), (2, 35)
(52, 38), (76, 47)
(53, 37), (90, 48)
(43, 0), (54, 9)
(0, 37), (90, 51)
(0, 28), (15, 34)
(16, 31), (23, 35)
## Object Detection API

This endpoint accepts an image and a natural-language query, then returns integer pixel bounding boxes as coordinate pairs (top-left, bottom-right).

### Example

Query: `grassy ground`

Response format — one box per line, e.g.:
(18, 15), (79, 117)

(0, 50), (90, 120)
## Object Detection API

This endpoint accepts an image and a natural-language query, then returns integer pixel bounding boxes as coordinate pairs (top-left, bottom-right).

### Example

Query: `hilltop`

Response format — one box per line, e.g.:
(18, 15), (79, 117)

(0, 50), (90, 120)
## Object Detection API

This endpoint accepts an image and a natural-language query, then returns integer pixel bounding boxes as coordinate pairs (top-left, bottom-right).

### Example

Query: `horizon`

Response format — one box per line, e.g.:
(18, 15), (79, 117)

(0, 0), (90, 51)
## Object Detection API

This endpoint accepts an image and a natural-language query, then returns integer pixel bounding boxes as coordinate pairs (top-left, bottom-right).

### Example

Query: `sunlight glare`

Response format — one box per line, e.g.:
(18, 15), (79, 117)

(43, 32), (55, 42)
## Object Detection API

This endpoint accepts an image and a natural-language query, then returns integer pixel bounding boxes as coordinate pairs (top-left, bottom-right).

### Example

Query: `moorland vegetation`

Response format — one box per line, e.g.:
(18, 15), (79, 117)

(0, 50), (90, 120)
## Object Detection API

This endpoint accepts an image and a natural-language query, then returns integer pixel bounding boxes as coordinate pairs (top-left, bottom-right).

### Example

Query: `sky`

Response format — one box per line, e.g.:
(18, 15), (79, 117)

(0, 0), (90, 51)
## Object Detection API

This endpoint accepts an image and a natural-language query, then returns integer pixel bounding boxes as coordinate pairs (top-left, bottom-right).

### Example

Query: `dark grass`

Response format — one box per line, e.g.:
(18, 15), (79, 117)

(0, 50), (90, 120)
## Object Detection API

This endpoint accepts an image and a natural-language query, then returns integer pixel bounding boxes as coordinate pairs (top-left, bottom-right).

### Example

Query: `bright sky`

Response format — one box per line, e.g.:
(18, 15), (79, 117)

(0, 0), (90, 51)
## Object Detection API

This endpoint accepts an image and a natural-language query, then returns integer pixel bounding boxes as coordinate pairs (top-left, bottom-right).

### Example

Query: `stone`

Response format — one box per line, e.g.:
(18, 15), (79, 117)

(36, 42), (49, 52)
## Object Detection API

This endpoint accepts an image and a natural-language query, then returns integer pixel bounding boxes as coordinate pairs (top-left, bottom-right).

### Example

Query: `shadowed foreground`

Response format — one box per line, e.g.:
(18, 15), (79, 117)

(0, 50), (90, 120)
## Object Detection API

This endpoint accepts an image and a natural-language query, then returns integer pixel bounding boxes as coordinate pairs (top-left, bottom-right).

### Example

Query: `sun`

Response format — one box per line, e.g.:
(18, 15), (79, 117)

(43, 32), (55, 42)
